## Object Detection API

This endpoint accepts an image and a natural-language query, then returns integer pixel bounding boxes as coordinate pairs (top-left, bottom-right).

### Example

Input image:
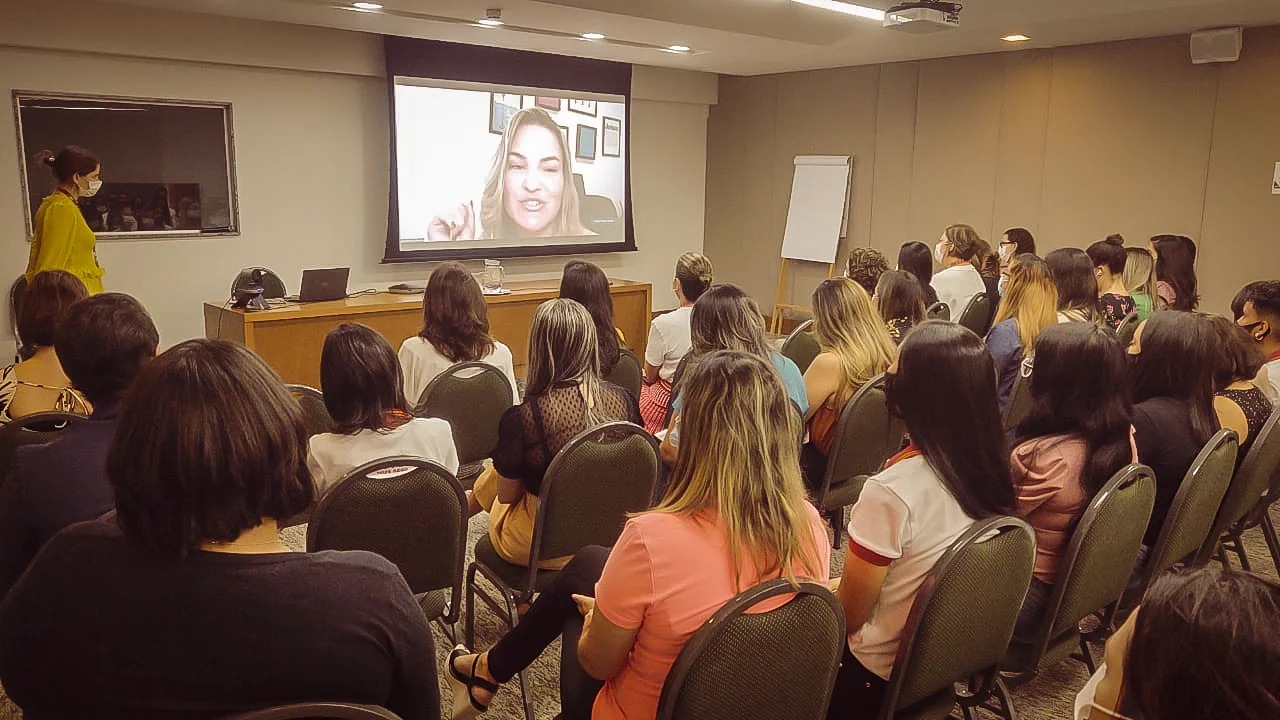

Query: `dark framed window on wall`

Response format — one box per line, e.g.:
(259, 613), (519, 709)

(13, 91), (239, 240)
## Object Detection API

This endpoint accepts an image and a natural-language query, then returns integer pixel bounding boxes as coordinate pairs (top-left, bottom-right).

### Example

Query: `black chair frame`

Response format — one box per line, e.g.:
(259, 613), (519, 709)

(221, 702), (403, 719)
(1198, 407), (1280, 569)
(656, 579), (845, 720)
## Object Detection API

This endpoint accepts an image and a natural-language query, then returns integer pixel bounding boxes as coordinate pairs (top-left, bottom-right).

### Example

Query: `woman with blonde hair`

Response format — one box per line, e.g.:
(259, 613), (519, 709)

(802, 278), (897, 487)
(985, 254), (1058, 410)
(930, 224), (988, 319)
(1123, 246), (1158, 322)
(468, 299), (640, 570)
(447, 351), (830, 720)
(428, 107), (591, 241)
(638, 252), (713, 433)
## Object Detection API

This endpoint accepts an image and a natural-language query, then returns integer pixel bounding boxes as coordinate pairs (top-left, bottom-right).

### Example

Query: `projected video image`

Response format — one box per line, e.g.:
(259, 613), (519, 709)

(393, 80), (627, 255)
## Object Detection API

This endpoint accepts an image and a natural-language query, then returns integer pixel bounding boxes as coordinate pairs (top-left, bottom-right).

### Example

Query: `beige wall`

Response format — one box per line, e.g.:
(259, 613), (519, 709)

(1, 2), (716, 357)
(705, 28), (1280, 318)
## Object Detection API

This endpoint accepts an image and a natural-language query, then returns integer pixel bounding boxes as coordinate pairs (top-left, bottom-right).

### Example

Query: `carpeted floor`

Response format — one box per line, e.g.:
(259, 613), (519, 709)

(1, 506), (1276, 720)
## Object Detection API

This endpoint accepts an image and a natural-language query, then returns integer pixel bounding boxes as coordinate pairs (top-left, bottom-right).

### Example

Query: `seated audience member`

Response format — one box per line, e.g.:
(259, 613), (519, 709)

(1009, 323), (1135, 643)
(1232, 280), (1280, 403)
(0, 270), (89, 422)
(1207, 315), (1272, 462)
(0, 340), (439, 719)
(972, 235), (1003, 313)
(399, 262), (518, 407)
(559, 260), (623, 376)
(847, 247), (889, 297)
(873, 270), (927, 344)
(1150, 234), (1199, 311)
(828, 321), (1016, 719)
(897, 241), (940, 308)
(1129, 312), (1219, 551)
(661, 284), (808, 464)
(1080, 567), (1280, 720)
(470, 299), (640, 570)
(1047, 248), (1099, 324)
(985, 255), (1058, 411)
(448, 351), (831, 720)
(802, 279), (896, 489)
(1122, 245), (1158, 322)
(0, 293), (158, 599)
(310, 323), (459, 496)
(930, 224), (988, 320)
(998, 227), (1036, 280)
(638, 252), (713, 433)
(1086, 235), (1136, 330)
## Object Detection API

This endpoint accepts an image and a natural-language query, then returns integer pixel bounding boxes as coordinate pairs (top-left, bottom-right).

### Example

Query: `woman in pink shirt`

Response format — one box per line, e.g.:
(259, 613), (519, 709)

(1008, 322), (1136, 644)
(447, 350), (831, 720)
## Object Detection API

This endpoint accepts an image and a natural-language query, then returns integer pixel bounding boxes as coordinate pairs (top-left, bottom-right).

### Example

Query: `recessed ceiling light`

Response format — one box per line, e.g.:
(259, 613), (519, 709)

(667, 44), (691, 53)
(789, 0), (885, 21)
(477, 18), (504, 26)
(1001, 34), (1031, 42)
(582, 32), (606, 40)
(351, 2), (382, 9)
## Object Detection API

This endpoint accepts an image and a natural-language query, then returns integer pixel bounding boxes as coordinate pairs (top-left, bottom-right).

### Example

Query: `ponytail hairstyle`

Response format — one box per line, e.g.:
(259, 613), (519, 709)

(1014, 323), (1132, 497)
(891, 321), (1016, 518)
(1151, 234), (1200, 311)
(35, 146), (99, 185)
(1086, 235), (1128, 276)
(674, 252), (714, 302)
(943, 224), (983, 262)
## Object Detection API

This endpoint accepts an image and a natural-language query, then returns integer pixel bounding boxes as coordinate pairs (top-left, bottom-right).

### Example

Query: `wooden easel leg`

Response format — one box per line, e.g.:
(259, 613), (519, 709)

(771, 259), (790, 334)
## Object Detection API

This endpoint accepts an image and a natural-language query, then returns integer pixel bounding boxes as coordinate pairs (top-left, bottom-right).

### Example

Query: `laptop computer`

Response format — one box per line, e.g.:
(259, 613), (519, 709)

(297, 268), (350, 302)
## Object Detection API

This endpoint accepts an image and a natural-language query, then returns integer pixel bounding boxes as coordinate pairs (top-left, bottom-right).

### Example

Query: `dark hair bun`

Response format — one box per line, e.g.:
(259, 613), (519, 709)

(35, 150), (56, 167)
(1104, 233), (1125, 246)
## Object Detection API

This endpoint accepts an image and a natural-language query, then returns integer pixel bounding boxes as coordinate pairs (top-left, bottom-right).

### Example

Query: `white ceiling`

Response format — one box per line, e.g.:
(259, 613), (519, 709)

(110, 0), (1280, 76)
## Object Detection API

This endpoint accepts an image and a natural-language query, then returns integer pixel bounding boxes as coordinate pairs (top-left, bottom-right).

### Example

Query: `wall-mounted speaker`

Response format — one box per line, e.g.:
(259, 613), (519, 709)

(1191, 27), (1242, 64)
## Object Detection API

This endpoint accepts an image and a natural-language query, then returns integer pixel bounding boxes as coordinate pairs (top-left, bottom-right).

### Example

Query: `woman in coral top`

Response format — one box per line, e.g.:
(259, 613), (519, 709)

(27, 146), (106, 294)
(447, 350), (832, 720)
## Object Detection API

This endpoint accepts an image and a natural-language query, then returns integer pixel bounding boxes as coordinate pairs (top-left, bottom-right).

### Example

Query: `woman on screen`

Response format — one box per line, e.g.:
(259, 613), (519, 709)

(428, 107), (592, 242)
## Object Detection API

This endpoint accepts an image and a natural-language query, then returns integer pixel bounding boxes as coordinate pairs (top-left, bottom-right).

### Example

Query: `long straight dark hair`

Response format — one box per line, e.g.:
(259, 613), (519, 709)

(420, 262), (495, 363)
(1152, 234), (1199, 311)
(874, 270), (926, 326)
(1014, 323), (1133, 497)
(893, 321), (1015, 518)
(559, 260), (620, 374)
(1131, 311), (1219, 445)
(898, 241), (935, 287)
(1046, 247), (1099, 320)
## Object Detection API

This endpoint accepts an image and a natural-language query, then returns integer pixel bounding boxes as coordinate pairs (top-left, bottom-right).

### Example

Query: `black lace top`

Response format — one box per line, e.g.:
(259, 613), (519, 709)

(491, 381), (641, 495)
(1218, 385), (1273, 460)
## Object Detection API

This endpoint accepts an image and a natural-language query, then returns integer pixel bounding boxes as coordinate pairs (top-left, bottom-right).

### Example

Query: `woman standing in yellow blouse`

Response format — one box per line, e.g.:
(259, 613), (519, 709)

(26, 147), (106, 294)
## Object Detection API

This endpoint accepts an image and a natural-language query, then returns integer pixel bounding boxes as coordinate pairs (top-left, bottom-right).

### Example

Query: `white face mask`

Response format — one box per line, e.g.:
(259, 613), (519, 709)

(80, 179), (102, 198)
(934, 242), (946, 264)
(998, 244), (1012, 263)
(998, 273), (1008, 296)
(1074, 663), (1137, 720)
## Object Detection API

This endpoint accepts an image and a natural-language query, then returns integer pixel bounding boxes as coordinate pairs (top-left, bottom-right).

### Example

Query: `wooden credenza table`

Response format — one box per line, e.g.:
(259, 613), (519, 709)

(204, 279), (652, 388)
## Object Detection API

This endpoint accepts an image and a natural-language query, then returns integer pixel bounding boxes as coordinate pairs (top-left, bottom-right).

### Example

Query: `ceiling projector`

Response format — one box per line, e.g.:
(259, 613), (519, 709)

(883, 1), (961, 33)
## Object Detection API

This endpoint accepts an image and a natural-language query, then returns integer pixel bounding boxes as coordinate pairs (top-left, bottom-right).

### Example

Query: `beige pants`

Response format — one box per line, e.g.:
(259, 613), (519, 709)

(472, 465), (571, 571)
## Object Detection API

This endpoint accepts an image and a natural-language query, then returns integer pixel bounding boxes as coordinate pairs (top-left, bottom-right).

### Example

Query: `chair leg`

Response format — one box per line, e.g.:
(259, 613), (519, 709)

(1078, 634), (1097, 675)
(828, 508), (844, 550)
(465, 564), (478, 648)
(1262, 513), (1280, 576)
(993, 677), (1018, 720)
(1232, 539), (1252, 572)
(1217, 545), (1232, 569)
(502, 591), (536, 720)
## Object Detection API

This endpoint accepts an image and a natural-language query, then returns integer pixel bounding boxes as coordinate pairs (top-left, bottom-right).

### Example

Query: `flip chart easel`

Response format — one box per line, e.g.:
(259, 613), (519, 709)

(769, 155), (852, 334)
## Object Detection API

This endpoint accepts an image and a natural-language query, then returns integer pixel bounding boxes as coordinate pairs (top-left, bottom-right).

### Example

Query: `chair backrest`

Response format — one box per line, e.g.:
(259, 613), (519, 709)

(413, 361), (514, 465)
(925, 302), (949, 321)
(529, 422), (659, 581)
(818, 374), (906, 509)
(657, 579), (845, 720)
(1198, 408), (1280, 563)
(1002, 356), (1035, 432)
(880, 516), (1036, 716)
(956, 292), (992, 336)
(0, 411), (87, 486)
(780, 319), (821, 375)
(1114, 310), (1141, 348)
(1024, 465), (1156, 666)
(605, 348), (644, 399)
(1140, 429), (1237, 585)
(306, 456), (467, 620)
(286, 384), (332, 437)
(222, 702), (403, 719)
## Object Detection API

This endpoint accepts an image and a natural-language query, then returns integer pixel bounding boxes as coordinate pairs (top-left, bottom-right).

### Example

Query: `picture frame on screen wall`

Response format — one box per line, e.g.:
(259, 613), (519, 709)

(601, 116), (622, 158)
(489, 92), (522, 134)
(576, 124), (597, 160)
(567, 98), (597, 116)
(535, 96), (562, 111)
(559, 125), (570, 147)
